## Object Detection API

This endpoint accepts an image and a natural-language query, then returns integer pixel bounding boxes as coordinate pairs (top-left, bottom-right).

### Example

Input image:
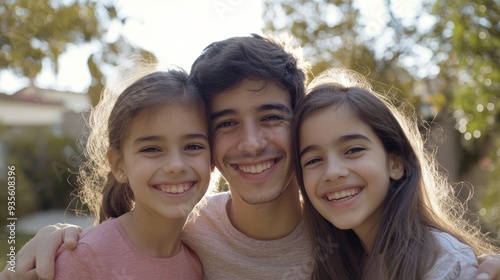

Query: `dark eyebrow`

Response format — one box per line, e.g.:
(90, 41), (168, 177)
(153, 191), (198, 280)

(299, 144), (320, 159)
(258, 103), (292, 115)
(133, 134), (209, 145)
(210, 103), (292, 121)
(184, 133), (209, 142)
(210, 109), (235, 121)
(337, 133), (372, 144)
(299, 133), (372, 158)
(133, 135), (164, 145)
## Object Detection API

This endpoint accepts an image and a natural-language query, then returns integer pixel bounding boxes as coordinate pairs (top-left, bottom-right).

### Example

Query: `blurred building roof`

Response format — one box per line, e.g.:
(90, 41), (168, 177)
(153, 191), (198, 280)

(0, 86), (91, 127)
(14, 86), (91, 113)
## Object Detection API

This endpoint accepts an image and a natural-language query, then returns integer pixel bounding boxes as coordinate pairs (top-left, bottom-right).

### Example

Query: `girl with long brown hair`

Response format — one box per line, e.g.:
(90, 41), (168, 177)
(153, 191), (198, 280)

(292, 68), (499, 279)
(54, 67), (211, 279)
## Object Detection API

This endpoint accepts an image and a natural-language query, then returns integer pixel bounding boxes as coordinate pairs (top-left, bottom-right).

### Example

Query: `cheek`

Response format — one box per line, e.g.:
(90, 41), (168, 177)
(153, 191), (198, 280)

(197, 155), (213, 182)
(302, 170), (318, 198)
(255, 124), (289, 147)
(123, 158), (145, 175)
(212, 132), (231, 151)
(271, 126), (291, 145)
(368, 160), (391, 182)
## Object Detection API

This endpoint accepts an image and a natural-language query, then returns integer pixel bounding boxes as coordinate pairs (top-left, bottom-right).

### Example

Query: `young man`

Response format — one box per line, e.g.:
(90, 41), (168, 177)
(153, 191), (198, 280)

(180, 34), (311, 279)
(2, 34), (500, 280)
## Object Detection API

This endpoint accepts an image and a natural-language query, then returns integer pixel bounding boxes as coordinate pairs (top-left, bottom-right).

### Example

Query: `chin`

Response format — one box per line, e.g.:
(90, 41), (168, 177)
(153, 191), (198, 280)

(240, 188), (284, 205)
(165, 206), (198, 219)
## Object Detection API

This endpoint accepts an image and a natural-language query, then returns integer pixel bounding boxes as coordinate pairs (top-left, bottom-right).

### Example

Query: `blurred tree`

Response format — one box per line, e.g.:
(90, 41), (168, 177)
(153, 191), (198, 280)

(262, 0), (500, 237)
(427, 0), (500, 235)
(0, 0), (156, 106)
(0, 126), (38, 227)
(1, 127), (80, 213)
(262, 0), (418, 104)
(214, 173), (229, 193)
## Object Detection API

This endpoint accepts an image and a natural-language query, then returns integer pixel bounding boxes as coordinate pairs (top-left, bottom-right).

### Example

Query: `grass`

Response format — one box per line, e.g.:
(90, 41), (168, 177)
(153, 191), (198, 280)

(0, 231), (34, 271)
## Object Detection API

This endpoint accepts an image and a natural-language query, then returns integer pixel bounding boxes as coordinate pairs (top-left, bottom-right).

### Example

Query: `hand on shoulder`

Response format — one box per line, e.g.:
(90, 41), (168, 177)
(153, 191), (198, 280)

(0, 223), (81, 280)
(477, 254), (500, 280)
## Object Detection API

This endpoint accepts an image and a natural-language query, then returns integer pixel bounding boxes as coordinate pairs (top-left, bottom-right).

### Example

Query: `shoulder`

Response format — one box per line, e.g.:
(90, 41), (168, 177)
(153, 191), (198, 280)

(57, 219), (123, 260)
(179, 242), (203, 270)
(432, 231), (475, 252)
(201, 191), (231, 208)
(426, 230), (478, 279)
(55, 225), (109, 279)
(187, 191), (230, 221)
(183, 192), (230, 238)
(78, 219), (122, 247)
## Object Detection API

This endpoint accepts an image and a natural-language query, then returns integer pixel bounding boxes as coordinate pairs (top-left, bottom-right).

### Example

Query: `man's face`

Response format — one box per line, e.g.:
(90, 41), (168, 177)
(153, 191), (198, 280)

(210, 79), (294, 204)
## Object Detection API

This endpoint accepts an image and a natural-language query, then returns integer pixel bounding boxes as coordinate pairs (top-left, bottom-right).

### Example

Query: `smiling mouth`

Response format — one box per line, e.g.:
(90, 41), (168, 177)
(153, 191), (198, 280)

(154, 182), (194, 194)
(326, 187), (362, 202)
(235, 159), (276, 174)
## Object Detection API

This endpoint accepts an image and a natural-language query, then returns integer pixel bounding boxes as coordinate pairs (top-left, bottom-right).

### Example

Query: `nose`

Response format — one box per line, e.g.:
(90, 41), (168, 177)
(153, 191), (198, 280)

(323, 155), (348, 182)
(237, 121), (267, 156)
(163, 150), (187, 174)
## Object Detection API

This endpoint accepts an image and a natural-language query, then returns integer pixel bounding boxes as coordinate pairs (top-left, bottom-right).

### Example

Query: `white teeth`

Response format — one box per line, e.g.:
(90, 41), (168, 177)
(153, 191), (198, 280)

(158, 183), (192, 194)
(326, 188), (360, 201)
(238, 160), (273, 174)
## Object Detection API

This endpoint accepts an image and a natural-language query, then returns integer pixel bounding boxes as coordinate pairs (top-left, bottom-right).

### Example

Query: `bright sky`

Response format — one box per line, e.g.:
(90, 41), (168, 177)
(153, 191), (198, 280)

(0, 0), (427, 95)
(0, 0), (264, 94)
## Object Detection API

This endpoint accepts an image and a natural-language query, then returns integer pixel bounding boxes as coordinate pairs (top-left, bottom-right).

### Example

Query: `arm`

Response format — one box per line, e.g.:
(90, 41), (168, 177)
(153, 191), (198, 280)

(0, 223), (81, 280)
(476, 254), (500, 280)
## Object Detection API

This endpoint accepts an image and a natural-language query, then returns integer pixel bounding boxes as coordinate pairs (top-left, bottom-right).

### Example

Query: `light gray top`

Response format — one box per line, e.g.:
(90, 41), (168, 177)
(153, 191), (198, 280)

(182, 192), (313, 280)
(425, 230), (478, 279)
(181, 192), (477, 280)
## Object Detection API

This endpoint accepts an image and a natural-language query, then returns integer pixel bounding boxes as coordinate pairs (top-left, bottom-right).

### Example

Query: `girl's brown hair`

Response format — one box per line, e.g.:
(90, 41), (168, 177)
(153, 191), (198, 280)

(77, 64), (207, 225)
(292, 68), (498, 279)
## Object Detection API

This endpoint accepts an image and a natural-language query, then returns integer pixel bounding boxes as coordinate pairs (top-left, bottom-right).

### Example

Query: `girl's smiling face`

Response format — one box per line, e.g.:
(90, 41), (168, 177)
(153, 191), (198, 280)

(299, 106), (403, 247)
(110, 104), (211, 220)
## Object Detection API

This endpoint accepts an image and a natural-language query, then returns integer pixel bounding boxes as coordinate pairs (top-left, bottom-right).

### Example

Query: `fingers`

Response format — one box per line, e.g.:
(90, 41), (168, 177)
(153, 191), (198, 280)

(476, 254), (500, 280)
(23, 269), (40, 280)
(2, 233), (38, 279)
(478, 254), (494, 264)
(0, 223), (83, 280)
(1, 269), (39, 280)
(35, 223), (82, 280)
(62, 224), (82, 250)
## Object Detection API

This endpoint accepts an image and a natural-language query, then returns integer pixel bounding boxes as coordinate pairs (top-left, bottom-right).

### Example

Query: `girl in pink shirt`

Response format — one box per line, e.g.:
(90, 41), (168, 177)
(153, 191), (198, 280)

(55, 66), (211, 279)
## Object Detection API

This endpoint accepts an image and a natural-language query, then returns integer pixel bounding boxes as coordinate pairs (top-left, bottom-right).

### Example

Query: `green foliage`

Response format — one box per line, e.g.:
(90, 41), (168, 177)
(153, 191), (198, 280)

(215, 175), (229, 193)
(0, 127), (83, 218)
(0, 161), (37, 228)
(427, 0), (500, 233)
(0, 0), (156, 106)
(478, 137), (500, 237)
(262, 0), (417, 103)
(429, 0), (500, 151)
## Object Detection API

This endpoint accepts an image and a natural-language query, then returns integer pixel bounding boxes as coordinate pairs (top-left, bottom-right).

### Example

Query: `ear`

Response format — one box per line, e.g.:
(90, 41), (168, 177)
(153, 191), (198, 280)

(388, 153), (404, 180)
(107, 147), (128, 184)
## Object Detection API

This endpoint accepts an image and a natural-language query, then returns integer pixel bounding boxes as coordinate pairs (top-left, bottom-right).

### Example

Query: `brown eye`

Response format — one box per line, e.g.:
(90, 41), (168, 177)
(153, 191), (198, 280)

(141, 147), (161, 153)
(303, 158), (322, 167)
(215, 120), (236, 129)
(186, 144), (205, 150)
(346, 147), (365, 155)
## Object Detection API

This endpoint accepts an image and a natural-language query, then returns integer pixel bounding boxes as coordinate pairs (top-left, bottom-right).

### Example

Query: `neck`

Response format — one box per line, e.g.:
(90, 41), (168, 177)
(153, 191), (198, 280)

(227, 181), (303, 240)
(118, 208), (186, 258)
(353, 207), (383, 253)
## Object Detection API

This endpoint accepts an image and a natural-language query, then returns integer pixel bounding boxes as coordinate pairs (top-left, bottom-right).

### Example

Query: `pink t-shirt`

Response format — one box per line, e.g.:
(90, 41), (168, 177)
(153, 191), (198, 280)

(55, 219), (202, 280)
